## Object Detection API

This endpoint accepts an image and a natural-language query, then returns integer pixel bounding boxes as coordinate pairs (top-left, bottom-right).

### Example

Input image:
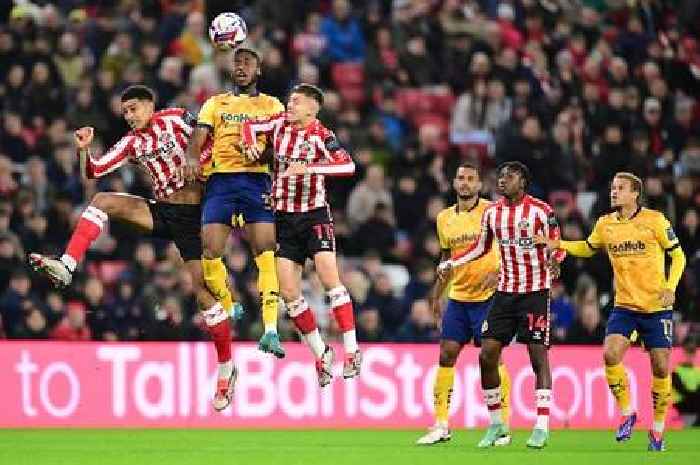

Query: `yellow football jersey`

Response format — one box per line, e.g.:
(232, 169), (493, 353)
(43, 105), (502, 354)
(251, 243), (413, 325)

(437, 199), (499, 302)
(197, 91), (284, 176)
(587, 207), (680, 312)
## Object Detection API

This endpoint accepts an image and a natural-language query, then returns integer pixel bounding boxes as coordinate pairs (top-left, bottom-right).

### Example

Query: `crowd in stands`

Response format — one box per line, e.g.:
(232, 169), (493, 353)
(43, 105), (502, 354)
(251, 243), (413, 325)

(1, 0), (699, 346)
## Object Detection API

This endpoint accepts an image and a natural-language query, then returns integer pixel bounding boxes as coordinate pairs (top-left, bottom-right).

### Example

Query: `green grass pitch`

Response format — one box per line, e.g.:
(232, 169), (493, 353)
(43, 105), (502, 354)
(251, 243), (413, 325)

(1, 429), (698, 465)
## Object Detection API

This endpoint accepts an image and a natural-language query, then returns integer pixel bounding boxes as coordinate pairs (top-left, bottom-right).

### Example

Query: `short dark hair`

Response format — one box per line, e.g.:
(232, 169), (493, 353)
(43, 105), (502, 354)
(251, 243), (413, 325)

(457, 161), (480, 178)
(291, 83), (324, 106)
(120, 85), (156, 103)
(498, 161), (531, 188)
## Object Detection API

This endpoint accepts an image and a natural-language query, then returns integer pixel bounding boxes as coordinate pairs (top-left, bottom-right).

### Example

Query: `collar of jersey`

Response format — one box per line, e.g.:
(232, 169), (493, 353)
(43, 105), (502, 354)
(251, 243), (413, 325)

(455, 198), (480, 214)
(615, 206), (642, 222)
(231, 86), (259, 97)
(503, 193), (527, 207)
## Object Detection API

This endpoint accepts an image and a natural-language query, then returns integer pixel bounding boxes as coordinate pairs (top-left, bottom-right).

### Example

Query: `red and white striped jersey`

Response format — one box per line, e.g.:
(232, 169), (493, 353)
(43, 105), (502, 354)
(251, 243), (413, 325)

(452, 194), (565, 293)
(83, 108), (211, 199)
(242, 113), (355, 213)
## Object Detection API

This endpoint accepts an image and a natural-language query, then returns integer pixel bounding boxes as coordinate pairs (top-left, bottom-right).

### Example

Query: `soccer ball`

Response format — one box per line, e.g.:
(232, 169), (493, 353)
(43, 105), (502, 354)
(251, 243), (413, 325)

(208, 12), (248, 50)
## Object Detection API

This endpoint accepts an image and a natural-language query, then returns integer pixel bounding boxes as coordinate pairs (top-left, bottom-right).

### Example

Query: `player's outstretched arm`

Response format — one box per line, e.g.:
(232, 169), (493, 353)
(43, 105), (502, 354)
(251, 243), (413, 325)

(74, 126), (132, 179)
(533, 235), (597, 258)
(241, 113), (284, 161)
(437, 208), (494, 279)
(306, 130), (355, 177)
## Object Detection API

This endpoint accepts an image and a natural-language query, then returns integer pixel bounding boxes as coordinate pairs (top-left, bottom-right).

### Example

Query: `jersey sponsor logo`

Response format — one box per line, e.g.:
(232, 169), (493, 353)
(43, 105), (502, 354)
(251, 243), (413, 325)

(447, 232), (479, 248)
(220, 112), (251, 124)
(518, 219), (530, 229)
(498, 236), (535, 249)
(607, 240), (646, 255)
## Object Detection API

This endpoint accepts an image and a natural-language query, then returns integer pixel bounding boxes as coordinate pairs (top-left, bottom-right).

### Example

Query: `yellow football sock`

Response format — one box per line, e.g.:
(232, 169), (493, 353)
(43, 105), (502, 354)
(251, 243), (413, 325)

(434, 366), (455, 424)
(499, 363), (511, 426)
(255, 251), (279, 332)
(202, 257), (233, 313)
(605, 363), (633, 415)
(652, 375), (671, 432)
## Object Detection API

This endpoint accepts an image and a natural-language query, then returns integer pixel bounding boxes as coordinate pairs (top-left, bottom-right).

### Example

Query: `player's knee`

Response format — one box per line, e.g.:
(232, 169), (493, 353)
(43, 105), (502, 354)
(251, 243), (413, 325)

(201, 242), (224, 260)
(91, 192), (117, 215)
(251, 240), (275, 257)
(651, 357), (670, 378)
(603, 348), (623, 366)
(318, 273), (341, 291)
(279, 286), (300, 303)
(529, 352), (549, 374)
(439, 347), (458, 367)
(479, 347), (498, 369)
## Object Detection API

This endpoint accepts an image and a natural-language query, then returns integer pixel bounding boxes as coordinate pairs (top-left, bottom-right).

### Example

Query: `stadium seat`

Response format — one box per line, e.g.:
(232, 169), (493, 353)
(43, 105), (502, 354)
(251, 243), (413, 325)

(395, 88), (430, 116)
(331, 62), (365, 88)
(338, 85), (366, 107)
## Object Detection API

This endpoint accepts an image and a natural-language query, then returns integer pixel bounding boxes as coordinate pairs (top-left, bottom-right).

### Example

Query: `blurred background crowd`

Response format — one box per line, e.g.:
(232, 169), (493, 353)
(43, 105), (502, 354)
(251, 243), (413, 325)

(0, 0), (699, 350)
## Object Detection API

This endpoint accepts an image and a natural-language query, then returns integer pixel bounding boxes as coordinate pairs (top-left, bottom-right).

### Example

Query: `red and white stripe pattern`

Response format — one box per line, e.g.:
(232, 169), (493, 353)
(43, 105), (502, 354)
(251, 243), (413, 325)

(83, 108), (211, 199)
(81, 205), (108, 229)
(452, 195), (565, 293)
(242, 113), (355, 213)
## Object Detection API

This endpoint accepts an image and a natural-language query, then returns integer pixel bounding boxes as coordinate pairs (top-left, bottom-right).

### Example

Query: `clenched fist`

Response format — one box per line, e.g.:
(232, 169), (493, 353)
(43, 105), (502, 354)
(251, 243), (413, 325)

(74, 127), (94, 149)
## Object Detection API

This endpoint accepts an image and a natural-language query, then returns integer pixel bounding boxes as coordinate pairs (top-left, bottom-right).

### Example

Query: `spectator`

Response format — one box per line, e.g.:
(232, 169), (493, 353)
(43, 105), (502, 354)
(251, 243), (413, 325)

(100, 31), (137, 82)
(364, 271), (403, 335)
(1, 113), (31, 163)
(346, 164), (394, 229)
(563, 276), (606, 345)
(2, 64), (27, 114)
(672, 336), (700, 427)
(13, 305), (49, 339)
(24, 61), (65, 121)
(53, 31), (85, 89)
(172, 11), (213, 67)
(49, 300), (91, 341)
(293, 12), (327, 64)
(550, 281), (576, 342)
(321, 0), (365, 63)
(356, 307), (387, 342)
(0, 269), (33, 336)
(352, 203), (397, 260)
(398, 35), (438, 86)
(395, 299), (440, 343)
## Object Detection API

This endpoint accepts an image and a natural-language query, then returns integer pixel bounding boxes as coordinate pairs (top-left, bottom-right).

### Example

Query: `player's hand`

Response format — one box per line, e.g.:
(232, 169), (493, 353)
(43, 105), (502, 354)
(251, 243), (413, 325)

(534, 234), (559, 250)
(659, 288), (675, 308)
(437, 260), (453, 281)
(243, 143), (261, 162)
(483, 271), (499, 290)
(74, 127), (94, 149)
(281, 162), (308, 177)
(547, 257), (561, 280)
(180, 158), (201, 183)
